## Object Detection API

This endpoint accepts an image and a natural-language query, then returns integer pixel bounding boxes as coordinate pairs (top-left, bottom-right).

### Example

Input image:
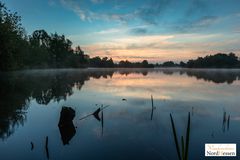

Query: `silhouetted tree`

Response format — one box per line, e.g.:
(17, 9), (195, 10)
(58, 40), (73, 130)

(180, 61), (186, 67)
(118, 60), (153, 68)
(141, 60), (148, 67)
(161, 61), (177, 67)
(186, 53), (239, 68)
(0, 2), (27, 70)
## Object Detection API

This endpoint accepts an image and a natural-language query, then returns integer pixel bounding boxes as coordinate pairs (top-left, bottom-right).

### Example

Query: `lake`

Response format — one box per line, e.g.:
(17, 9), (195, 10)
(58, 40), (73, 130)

(0, 68), (240, 160)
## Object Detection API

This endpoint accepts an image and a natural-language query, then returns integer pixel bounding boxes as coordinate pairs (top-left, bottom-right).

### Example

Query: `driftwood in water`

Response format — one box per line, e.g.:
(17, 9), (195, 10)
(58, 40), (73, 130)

(58, 107), (76, 145)
(93, 108), (101, 121)
(58, 107), (76, 127)
(79, 105), (109, 121)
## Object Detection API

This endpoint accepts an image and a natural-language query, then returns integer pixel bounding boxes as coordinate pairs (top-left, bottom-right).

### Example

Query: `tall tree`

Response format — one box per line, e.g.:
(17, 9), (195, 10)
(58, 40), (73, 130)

(0, 2), (26, 71)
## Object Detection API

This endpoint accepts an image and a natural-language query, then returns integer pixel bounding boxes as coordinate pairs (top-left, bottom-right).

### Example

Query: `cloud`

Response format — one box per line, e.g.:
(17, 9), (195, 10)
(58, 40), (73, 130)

(60, 0), (240, 62)
(80, 32), (240, 62)
(175, 16), (220, 33)
(186, 0), (208, 17)
(60, 0), (92, 21)
(193, 16), (219, 28)
(90, 0), (104, 4)
(133, 0), (172, 24)
(94, 28), (121, 35)
(60, 0), (133, 22)
(60, 0), (223, 36)
(60, 0), (173, 24)
(48, 0), (56, 6)
(129, 27), (148, 35)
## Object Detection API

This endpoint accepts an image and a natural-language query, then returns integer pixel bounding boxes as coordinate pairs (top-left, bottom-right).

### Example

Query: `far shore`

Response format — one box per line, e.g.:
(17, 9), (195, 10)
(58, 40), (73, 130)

(2, 67), (240, 74)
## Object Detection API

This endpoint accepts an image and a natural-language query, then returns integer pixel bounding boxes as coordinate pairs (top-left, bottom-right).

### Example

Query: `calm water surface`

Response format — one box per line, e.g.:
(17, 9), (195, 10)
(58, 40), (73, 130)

(0, 68), (240, 160)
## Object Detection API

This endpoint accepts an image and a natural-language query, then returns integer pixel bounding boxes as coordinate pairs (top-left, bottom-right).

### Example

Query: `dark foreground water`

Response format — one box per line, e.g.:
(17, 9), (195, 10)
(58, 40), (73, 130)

(0, 68), (240, 160)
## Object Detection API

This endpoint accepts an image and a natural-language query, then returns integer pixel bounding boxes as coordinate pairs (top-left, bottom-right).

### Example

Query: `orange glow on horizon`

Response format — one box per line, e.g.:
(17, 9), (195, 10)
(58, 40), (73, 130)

(81, 34), (240, 63)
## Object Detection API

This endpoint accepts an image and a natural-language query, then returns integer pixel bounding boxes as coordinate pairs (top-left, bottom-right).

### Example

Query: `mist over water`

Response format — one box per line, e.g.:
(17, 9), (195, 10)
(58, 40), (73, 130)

(0, 68), (240, 160)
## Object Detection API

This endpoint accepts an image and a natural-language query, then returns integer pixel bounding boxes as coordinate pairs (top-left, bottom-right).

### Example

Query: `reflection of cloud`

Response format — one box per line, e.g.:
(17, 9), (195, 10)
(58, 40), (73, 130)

(231, 116), (240, 121)
(83, 70), (240, 104)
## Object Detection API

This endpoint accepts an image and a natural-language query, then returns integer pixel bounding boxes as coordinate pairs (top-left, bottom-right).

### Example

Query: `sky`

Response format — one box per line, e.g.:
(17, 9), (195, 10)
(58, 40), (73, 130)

(2, 0), (240, 62)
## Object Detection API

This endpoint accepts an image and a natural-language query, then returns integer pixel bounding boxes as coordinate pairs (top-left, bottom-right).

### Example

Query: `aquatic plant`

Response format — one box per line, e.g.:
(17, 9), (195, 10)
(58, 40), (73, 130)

(170, 112), (191, 160)
(151, 95), (154, 120)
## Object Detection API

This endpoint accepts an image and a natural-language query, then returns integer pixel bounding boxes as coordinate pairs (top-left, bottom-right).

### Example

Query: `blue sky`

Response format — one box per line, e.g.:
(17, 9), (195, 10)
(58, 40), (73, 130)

(2, 0), (240, 62)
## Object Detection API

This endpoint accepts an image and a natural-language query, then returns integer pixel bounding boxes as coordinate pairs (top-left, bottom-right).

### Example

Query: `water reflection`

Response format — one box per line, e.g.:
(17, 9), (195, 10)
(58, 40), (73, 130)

(30, 142), (34, 150)
(183, 69), (240, 84)
(1, 68), (240, 141)
(0, 68), (240, 160)
(0, 69), (114, 140)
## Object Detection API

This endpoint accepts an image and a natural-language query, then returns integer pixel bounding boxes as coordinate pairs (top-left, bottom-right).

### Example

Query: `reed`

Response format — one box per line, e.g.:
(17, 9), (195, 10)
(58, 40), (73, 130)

(223, 111), (226, 123)
(170, 113), (181, 160)
(45, 136), (49, 159)
(185, 112), (191, 160)
(170, 112), (191, 160)
(101, 105), (104, 136)
(151, 95), (154, 120)
(227, 115), (230, 131)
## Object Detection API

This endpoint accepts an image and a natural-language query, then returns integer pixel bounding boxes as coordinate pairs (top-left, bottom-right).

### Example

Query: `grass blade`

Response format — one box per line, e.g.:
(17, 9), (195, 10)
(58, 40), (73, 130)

(181, 136), (185, 160)
(184, 112), (191, 160)
(170, 114), (181, 160)
(150, 95), (154, 120)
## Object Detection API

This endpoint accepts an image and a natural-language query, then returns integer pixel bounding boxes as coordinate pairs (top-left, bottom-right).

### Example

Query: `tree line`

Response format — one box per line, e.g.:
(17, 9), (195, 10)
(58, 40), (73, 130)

(183, 53), (240, 68)
(155, 53), (240, 68)
(0, 2), (154, 71)
(1, 2), (240, 71)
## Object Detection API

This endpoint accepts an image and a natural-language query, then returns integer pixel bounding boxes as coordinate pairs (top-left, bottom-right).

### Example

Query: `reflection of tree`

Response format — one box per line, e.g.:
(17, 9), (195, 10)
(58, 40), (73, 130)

(1, 68), (239, 140)
(0, 69), (114, 140)
(117, 68), (240, 84)
(184, 70), (240, 84)
(118, 68), (150, 76)
(0, 75), (29, 140)
(157, 69), (240, 84)
(162, 70), (174, 75)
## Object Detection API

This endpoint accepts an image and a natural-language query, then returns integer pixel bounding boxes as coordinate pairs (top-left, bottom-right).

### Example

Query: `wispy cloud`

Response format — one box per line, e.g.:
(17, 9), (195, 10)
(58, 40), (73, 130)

(60, 0), (225, 33)
(60, 0), (133, 22)
(174, 16), (220, 33)
(81, 33), (240, 62)
(90, 0), (104, 4)
(129, 27), (148, 35)
(48, 0), (56, 6)
(60, 0), (174, 24)
(94, 28), (121, 35)
(60, 0), (240, 62)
